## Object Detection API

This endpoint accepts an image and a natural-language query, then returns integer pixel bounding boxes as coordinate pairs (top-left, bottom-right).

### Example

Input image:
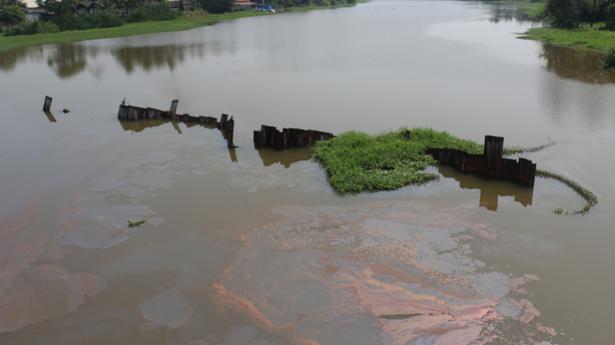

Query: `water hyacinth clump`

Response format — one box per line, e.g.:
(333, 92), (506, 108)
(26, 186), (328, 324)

(313, 128), (483, 194)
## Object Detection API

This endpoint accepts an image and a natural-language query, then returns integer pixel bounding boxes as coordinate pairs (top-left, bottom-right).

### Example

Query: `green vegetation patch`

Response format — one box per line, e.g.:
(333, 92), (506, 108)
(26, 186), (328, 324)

(313, 128), (483, 194)
(128, 218), (146, 227)
(522, 24), (615, 51)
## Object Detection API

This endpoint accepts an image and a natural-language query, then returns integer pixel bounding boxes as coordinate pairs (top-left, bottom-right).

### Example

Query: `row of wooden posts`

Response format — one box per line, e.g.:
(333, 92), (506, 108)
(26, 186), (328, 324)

(427, 136), (537, 187)
(44, 96), (538, 187)
(116, 99), (236, 148)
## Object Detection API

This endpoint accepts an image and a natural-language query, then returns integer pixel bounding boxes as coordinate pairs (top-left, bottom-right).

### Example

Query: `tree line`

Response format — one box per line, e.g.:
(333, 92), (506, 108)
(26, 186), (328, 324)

(545, 0), (615, 29)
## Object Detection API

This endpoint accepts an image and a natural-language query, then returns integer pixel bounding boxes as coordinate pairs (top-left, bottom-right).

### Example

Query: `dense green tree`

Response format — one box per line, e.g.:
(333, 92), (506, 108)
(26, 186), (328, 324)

(606, 3), (615, 29)
(198, 0), (232, 13)
(545, 0), (582, 27)
(0, 4), (25, 26)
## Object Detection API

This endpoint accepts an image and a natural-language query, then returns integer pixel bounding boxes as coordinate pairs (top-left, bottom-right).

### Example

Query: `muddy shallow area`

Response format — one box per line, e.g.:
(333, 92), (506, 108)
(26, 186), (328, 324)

(1, 0), (615, 344)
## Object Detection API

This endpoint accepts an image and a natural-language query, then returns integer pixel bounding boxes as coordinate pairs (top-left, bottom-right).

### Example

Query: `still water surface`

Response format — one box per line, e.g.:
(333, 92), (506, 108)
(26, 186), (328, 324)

(1, 1), (614, 344)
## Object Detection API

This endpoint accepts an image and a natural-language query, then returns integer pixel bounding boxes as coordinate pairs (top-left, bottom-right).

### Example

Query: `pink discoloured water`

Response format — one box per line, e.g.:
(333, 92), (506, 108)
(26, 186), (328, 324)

(213, 204), (554, 345)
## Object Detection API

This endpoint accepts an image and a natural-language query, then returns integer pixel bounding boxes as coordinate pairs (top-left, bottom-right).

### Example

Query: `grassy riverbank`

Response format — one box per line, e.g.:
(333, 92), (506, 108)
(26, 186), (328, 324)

(0, 3), (357, 53)
(522, 24), (615, 51)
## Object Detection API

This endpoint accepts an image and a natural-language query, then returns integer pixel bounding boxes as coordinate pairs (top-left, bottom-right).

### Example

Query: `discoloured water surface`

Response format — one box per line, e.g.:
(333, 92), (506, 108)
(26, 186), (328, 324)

(214, 203), (555, 344)
(1, 1), (615, 344)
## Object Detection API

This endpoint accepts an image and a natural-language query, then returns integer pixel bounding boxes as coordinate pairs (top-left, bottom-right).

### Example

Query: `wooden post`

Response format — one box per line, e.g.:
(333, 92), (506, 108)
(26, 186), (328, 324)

(43, 96), (52, 112)
(483, 136), (504, 162)
(483, 135), (504, 177)
(225, 117), (235, 148)
(170, 99), (179, 117)
(517, 158), (536, 187)
(219, 114), (229, 129)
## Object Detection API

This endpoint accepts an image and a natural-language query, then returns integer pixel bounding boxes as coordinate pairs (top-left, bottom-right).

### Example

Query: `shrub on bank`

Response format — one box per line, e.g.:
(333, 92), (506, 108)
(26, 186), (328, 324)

(4, 20), (60, 35)
(603, 48), (615, 69)
(127, 4), (178, 23)
(4, 21), (37, 35)
(88, 10), (124, 28)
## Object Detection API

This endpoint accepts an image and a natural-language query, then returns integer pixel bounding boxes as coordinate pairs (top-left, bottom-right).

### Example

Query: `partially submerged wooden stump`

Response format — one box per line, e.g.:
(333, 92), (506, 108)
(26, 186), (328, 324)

(427, 136), (536, 187)
(43, 96), (52, 112)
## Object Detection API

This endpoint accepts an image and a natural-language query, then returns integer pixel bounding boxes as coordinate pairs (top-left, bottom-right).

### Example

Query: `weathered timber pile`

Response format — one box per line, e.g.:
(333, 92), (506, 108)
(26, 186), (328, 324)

(117, 100), (235, 147)
(253, 125), (335, 150)
(427, 136), (536, 187)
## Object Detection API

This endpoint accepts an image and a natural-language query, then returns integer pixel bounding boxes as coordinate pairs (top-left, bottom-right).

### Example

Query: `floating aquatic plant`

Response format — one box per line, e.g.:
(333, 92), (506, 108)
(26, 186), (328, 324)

(128, 218), (146, 227)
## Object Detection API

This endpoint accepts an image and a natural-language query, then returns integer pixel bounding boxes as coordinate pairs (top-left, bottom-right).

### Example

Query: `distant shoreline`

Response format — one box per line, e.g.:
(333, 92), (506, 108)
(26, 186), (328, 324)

(0, 4), (357, 53)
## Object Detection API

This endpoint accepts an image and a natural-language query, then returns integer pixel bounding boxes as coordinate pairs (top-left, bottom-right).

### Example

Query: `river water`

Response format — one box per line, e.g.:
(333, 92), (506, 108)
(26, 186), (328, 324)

(1, 1), (614, 344)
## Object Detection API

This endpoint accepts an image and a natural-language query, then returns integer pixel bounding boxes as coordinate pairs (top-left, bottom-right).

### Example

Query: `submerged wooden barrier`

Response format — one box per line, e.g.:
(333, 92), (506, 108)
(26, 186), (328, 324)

(253, 125), (334, 150)
(427, 136), (536, 187)
(117, 100), (235, 148)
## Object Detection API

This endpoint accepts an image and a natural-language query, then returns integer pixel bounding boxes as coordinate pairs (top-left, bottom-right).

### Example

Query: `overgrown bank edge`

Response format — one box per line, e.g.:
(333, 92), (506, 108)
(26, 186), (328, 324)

(313, 128), (597, 215)
(521, 25), (615, 51)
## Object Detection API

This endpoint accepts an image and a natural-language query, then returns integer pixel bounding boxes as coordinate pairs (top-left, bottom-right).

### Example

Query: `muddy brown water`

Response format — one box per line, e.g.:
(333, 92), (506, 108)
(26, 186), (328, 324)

(1, 1), (615, 344)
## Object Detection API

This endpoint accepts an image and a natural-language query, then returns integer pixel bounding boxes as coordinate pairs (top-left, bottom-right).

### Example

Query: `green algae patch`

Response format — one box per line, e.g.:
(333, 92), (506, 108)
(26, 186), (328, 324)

(536, 169), (598, 215)
(313, 128), (483, 194)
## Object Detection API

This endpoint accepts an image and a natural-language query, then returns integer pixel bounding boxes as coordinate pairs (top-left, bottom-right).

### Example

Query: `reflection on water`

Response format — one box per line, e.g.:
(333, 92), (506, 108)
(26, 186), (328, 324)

(44, 111), (57, 123)
(0, 43), (205, 77)
(484, 2), (539, 23)
(0, 47), (42, 71)
(119, 118), (239, 162)
(119, 119), (169, 132)
(46, 45), (91, 79)
(540, 43), (615, 84)
(113, 44), (205, 73)
(439, 165), (533, 211)
(257, 148), (312, 168)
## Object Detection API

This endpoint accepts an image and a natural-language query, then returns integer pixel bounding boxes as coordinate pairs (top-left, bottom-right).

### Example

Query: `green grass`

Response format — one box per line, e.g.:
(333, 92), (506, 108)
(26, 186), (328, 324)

(0, 10), (267, 52)
(313, 128), (483, 194)
(522, 23), (615, 51)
